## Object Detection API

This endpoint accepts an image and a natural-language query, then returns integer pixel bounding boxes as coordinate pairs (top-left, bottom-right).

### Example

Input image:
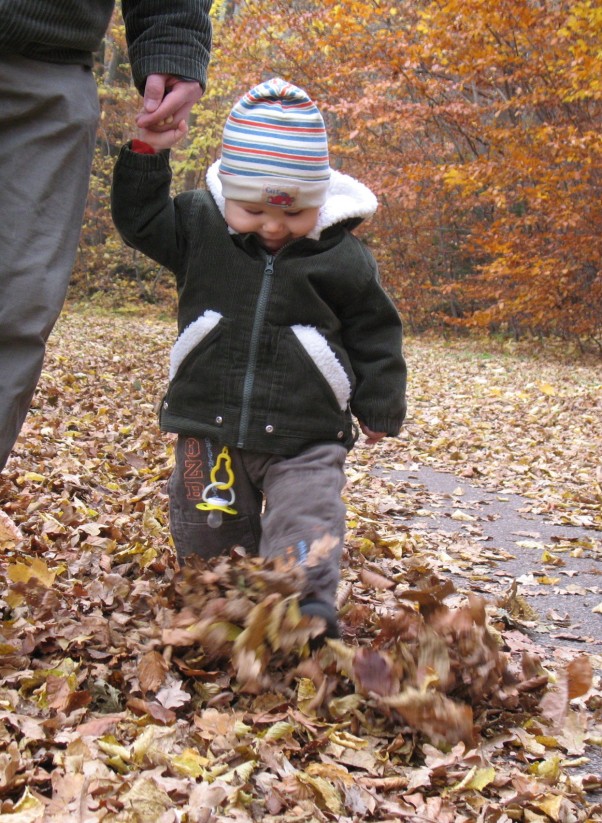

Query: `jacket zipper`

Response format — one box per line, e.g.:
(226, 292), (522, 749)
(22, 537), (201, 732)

(237, 254), (275, 447)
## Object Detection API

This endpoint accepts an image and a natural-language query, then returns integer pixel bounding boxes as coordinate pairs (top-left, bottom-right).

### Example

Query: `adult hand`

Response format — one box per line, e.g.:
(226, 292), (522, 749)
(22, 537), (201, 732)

(136, 74), (202, 131)
(359, 421), (387, 445)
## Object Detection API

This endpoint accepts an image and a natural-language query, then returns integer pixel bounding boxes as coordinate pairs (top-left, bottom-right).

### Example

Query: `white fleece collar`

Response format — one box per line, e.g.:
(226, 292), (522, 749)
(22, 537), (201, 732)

(205, 160), (377, 239)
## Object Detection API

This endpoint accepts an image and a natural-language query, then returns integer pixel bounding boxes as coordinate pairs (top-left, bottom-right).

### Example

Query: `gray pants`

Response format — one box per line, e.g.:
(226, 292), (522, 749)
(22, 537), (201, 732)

(169, 437), (347, 604)
(0, 55), (99, 470)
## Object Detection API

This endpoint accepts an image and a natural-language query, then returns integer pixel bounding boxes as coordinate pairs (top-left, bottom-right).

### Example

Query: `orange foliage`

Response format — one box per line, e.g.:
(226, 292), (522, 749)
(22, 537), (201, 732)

(79, 0), (602, 345)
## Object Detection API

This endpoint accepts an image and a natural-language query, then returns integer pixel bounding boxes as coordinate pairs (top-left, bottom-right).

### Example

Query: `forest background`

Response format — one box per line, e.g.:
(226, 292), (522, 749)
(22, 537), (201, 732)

(75, 0), (602, 349)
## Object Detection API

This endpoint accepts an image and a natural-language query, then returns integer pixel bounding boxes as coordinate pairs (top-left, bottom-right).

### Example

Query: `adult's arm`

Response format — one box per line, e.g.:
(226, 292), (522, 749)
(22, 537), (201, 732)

(121, 0), (213, 94)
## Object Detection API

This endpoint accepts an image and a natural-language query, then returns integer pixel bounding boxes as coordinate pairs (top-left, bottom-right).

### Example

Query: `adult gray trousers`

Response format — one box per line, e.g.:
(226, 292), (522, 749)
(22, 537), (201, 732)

(169, 437), (347, 605)
(0, 54), (99, 471)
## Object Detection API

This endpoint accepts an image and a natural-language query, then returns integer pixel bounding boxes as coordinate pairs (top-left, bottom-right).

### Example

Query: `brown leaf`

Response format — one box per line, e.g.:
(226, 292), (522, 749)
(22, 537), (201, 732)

(0, 510), (23, 547)
(399, 579), (456, 611)
(352, 647), (398, 696)
(566, 655), (592, 700)
(45, 675), (91, 714)
(382, 688), (474, 748)
(539, 676), (569, 728)
(156, 681), (191, 709)
(138, 650), (168, 693)
(127, 697), (176, 725)
(359, 567), (395, 590)
(0, 741), (21, 792)
(45, 675), (72, 711)
(76, 713), (126, 737)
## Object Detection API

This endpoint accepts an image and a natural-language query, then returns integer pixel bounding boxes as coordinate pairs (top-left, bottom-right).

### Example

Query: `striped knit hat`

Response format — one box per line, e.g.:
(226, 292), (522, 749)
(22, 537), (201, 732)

(218, 78), (331, 209)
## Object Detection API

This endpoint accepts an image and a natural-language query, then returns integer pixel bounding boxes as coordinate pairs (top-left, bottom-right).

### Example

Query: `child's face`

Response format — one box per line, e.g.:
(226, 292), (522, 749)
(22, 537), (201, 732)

(224, 199), (320, 253)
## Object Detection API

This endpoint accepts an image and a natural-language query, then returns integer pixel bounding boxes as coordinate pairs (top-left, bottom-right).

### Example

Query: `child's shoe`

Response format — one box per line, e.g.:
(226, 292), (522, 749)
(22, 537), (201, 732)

(299, 597), (339, 646)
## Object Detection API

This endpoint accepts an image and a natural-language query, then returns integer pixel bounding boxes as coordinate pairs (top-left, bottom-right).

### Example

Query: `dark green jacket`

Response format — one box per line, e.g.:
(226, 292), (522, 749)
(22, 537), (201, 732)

(0, 0), (212, 92)
(112, 145), (407, 456)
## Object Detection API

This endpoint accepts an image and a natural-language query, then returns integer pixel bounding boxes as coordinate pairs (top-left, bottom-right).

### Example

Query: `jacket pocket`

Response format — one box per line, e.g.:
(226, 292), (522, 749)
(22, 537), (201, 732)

(165, 312), (229, 419)
(266, 325), (354, 435)
(170, 310), (223, 380)
(291, 325), (352, 411)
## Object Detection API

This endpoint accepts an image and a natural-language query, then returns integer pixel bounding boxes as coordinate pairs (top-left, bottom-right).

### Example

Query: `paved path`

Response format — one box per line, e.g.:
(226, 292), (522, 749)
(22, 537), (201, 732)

(377, 464), (602, 782)
(377, 464), (602, 652)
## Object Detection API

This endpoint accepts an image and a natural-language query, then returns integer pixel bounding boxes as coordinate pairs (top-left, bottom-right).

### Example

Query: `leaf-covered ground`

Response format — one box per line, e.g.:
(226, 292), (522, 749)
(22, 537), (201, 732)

(1, 309), (601, 822)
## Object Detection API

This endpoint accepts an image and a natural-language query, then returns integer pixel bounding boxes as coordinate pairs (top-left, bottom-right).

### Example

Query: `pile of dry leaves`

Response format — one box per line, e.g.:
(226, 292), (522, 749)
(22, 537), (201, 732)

(0, 310), (600, 821)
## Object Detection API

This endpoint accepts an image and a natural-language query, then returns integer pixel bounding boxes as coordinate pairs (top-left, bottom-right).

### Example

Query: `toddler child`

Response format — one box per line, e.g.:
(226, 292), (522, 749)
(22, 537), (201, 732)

(112, 78), (407, 639)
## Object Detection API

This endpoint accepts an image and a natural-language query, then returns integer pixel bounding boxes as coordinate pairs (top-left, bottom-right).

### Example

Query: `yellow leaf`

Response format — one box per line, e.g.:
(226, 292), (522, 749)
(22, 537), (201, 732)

(297, 677), (318, 716)
(0, 787), (46, 822)
(443, 167), (464, 187)
(328, 730), (368, 750)
(451, 509), (476, 522)
(535, 735), (560, 747)
(535, 793), (564, 820)
(171, 748), (209, 778)
(464, 766), (496, 791)
(220, 759), (257, 784)
(541, 550), (563, 566)
(234, 720), (252, 737)
(306, 761), (354, 786)
(529, 755), (561, 782)
(451, 765), (496, 793)
(140, 548), (158, 567)
(97, 736), (132, 762)
(5, 591), (24, 609)
(328, 693), (363, 720)
(297, 772), (343, 815)
(358, 537), (375, 554)
(537, 382), (556, 396)
(22, 472), (46, 483)
(120, 777), (172, 816)
(263, 721), (295, 741)
(142, 508), (163, 537)
(7, 557), (57, 588)
(512, 729), (546, 756)
(516, 539), (544, 550)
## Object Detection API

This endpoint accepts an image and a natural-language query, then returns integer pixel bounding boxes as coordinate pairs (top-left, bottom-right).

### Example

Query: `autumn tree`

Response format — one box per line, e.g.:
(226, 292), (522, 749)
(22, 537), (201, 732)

(418, 0), (602, 343)
(76, 0), (602, 347)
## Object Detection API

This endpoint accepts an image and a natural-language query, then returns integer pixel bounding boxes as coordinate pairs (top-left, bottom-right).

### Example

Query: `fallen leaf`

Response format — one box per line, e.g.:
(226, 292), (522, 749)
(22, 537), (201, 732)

(138, 650), (168, 693)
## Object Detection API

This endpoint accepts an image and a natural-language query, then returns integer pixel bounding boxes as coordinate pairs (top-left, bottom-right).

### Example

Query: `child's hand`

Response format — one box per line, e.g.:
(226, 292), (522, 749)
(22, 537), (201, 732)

(359, 421), (386, 445)
(137, 118), (188, 151)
